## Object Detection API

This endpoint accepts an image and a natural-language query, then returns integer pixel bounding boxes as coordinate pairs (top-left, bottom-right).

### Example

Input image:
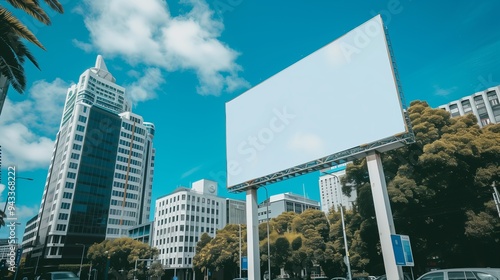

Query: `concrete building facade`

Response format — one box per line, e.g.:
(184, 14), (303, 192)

(153, 179), (246, 279)
(319, 163), (357, 213)
(438, 85), (500, 127)
(257, 192), (320, 223)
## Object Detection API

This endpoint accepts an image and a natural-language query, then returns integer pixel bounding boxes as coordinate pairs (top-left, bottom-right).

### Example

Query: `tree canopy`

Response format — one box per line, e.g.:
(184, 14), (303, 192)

(87, 237), (159, 280)
(344, 101), (500, 274)
(194, 101), (500, 278)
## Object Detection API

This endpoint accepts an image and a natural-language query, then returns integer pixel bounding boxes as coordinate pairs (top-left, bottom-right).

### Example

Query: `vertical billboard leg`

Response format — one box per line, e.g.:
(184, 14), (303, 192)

(246, 188), (261, 280)
(366, 152), (403, 280)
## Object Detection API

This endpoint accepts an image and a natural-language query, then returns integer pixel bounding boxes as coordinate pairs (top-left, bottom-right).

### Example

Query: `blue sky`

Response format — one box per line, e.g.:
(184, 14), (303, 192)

(1, 0), (500, 237)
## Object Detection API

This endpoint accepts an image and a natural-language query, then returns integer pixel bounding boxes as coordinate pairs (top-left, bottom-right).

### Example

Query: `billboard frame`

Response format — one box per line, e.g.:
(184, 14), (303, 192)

(228, 131), (413, 192)
(227, 21), (414, 193)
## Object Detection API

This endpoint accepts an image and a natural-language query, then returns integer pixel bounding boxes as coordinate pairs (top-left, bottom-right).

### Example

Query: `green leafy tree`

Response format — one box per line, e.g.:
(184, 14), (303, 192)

(0, 0), (63, 93)
(270, 211), (298, 234)
(194, 225), (247, 279)
(344, 101), (500, 274)
(148, 261), (165, 280)
(292, 209), (329, 240)
(87, 237), (158, 279)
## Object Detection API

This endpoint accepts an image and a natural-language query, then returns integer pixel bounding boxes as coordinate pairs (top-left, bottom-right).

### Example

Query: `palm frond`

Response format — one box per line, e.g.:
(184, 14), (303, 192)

(0, 210), (5, 228)
(43, 0), (64, 14)
(0, 26), (41, 93)
(5, 0), (51, 24)
(13, 35), (40, 69)
(0, 59), (26, 93)
(0, 26), (40, 69)
(0, 7), (45, 49)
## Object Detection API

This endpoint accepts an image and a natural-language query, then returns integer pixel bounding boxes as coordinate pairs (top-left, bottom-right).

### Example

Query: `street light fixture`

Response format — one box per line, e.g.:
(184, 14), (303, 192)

(76, 243), (86, 278)
(261, 186), (271, 280)
(2, 176), (34, 212)
(323, 173), (351, 280)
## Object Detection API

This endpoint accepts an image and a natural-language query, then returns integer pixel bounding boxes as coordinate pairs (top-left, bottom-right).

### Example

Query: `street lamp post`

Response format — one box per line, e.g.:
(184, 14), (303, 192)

(104, 251), (110, 280)
(239, 224), (242, 278)
(262, 186), (271, 280)
(323, 173), (351, 280)
(76, 243), (86, 278)
(2, 177), (33, 212)
(134, 258), (155, 280)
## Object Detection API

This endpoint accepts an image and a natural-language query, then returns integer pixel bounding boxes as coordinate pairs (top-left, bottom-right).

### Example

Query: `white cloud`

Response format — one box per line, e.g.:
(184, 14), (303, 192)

(78, 0), (249, 96)
(72, 39), (93, 53)
(0, 184), (4, 202)
(434, 85), (458, 96)
(0, 79), (69, 170)
(0, 204), (39, 238)
(15, 204), (39, 220)
(126, 68), (165, 105)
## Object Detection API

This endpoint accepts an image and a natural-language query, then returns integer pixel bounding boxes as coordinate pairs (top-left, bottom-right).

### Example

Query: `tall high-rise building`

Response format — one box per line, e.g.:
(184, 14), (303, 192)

(438, 85), (500, 127)
(319, 163), (357, 213)
(28, 56), (156, 268)
(153, 179), (246, 279)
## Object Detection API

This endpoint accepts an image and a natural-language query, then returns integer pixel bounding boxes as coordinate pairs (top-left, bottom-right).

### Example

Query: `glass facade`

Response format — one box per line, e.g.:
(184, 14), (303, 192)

(65, 106), (121, 245)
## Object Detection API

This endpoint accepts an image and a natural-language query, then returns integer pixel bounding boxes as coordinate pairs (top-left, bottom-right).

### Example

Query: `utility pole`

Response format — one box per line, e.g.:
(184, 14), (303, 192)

(323, 173), (351, 280)
(493, 182), (500, 218)
(239, 224), (242, 278)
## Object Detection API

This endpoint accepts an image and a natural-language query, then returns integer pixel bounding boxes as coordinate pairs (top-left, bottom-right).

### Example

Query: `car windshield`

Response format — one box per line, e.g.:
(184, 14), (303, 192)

(53, 272), (77, 279)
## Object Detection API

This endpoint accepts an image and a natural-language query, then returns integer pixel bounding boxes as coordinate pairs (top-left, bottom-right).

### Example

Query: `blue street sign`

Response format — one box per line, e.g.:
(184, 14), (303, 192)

(391, 234), (414, 267)
(242, 256), (248, 270)
(15, 248), (23, 267)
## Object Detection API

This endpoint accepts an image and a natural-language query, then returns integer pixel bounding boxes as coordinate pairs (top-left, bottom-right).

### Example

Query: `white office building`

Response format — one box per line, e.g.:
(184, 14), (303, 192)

(438, 85), (500, 127)
(257, 192), (320, 223)
(319, 163), (357, 213)
(153, 179), (245, 279)
(30, 55), (155, 268)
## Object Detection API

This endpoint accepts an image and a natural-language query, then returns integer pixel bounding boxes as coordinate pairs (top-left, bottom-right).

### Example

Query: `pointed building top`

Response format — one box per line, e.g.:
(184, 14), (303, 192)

(91, 55), (115, 83)
(95, 55), (108, 72)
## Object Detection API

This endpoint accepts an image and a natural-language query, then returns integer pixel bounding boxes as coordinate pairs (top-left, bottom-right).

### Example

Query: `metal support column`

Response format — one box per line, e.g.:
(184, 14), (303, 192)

(366, 152), (403, 280)
(246, 188), (261, 280)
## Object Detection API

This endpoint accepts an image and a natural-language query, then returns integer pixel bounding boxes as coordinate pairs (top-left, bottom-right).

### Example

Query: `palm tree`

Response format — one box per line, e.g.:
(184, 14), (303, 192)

(0, 0), (64, 93)
(0, 209), (6, 229)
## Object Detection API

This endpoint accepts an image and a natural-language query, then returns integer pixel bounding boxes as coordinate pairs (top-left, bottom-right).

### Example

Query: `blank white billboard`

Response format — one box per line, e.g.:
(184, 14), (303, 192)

(226, 15), (408, 188)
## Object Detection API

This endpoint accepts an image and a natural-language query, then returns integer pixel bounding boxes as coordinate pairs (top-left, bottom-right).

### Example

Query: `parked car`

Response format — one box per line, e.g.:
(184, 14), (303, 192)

(353, 277), (371, 280)
(417, 268), (500, 280)
(376, 273), (412, 280)
(39, 271), (79, 280)
(311, 277), (329, 280)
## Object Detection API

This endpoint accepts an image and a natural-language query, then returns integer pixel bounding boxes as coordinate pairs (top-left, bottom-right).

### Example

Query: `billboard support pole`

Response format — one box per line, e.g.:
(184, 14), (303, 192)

(366, 152), (403, 280)
(246, 188), (261, 280)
